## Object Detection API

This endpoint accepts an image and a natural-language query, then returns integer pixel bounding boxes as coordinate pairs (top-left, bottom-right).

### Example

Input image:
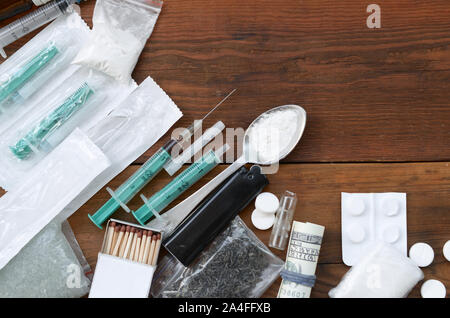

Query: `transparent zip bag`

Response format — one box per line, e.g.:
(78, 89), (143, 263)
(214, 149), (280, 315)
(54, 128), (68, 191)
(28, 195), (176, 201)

(151, 216), (284, 298)
(73, 0), (163, 84)
(0, 11), (90, 135)
(0, 220), (92, 298)
(329, 242), (424, 298)
(56, 76), (182, 222)
(0, 67), (135, 191)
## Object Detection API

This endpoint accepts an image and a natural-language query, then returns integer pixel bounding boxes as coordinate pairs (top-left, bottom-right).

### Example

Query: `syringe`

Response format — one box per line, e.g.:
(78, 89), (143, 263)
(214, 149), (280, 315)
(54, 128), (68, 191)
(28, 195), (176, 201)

(0, 0), (79, 58)
(88, 89), (236, 229)
(132, 144), (230, 226)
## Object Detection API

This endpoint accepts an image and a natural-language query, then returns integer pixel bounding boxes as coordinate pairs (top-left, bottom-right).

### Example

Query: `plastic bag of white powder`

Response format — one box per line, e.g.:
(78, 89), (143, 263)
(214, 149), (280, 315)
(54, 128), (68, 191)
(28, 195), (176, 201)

(73, 0), (163, 84)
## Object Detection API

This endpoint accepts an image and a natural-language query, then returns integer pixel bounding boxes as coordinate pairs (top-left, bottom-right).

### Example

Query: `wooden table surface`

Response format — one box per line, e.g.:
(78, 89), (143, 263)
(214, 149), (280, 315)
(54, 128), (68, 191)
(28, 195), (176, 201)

(1, 0), (449, 298)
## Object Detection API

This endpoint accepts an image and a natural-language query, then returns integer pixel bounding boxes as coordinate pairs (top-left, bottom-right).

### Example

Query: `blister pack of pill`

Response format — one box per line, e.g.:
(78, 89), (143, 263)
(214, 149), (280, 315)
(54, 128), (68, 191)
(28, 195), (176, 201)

(341, 192), (407, 266)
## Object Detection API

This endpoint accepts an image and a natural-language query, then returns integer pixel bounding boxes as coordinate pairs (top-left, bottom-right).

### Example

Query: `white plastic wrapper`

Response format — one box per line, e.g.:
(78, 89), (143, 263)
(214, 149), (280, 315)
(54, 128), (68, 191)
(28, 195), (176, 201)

(329, 242), (424, 298)
(0, 11), (90, 135)
(0, 67), (135, 191)
(151, 216), (284, 298)
(0, 129), (111, 270)
(56, 76), (182, 222)
(0, 221), (91, 298)
(73, 0), (163, 84)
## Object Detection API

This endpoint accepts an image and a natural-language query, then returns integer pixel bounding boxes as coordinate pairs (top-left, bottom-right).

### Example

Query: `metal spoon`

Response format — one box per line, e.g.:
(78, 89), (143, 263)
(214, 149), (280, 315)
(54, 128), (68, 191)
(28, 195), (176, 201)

(147, 104), (307, 234)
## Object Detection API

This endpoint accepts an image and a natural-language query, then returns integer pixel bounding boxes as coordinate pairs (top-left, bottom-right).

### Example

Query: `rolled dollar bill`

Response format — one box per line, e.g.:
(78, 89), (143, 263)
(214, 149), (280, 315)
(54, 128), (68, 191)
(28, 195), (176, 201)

(277, 221), (325, 298)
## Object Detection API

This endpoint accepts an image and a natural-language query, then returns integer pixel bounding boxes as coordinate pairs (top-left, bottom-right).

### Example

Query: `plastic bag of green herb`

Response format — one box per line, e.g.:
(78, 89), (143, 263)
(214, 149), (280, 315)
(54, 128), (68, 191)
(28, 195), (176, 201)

(151, 216), (284, 298)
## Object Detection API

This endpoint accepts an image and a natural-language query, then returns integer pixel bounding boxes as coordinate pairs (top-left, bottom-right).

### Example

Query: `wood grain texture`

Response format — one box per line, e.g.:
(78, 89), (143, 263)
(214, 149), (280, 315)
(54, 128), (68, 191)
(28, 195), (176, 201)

(2, 0), (449, 163)
(68, 162), (450, 298)
(0, 0), (449, 299)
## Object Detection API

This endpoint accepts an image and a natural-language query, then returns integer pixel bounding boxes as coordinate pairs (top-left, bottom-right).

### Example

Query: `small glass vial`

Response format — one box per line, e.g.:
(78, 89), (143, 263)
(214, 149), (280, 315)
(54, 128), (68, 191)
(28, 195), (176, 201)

(269, 190), (297, 250)
(0, 0), (51, 22)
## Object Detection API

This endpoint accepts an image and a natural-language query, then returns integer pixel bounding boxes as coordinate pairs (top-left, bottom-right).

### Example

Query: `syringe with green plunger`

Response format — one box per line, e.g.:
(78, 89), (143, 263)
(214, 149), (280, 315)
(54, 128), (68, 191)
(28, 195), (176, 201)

(132, 144), (230, 226)
(88, 89), (236, 229)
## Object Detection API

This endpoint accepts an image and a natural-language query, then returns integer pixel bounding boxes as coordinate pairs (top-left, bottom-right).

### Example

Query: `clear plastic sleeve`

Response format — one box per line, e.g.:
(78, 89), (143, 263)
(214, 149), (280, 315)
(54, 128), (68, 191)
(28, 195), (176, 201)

(0, 11), (90, 135)
(0, 220), (91, 298)
(73, 0), (163, 84)
(329, 242), (424, 298)
(0, 128), (111, 270)
(0, 67), (135, 191)
(151, 216), (284, 298)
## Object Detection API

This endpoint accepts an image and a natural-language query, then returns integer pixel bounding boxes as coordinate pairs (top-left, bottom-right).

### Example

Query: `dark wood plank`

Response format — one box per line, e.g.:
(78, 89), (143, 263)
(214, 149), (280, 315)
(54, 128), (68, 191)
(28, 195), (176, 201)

(68, 161), (450, 298)
(1, 0), (449, 163)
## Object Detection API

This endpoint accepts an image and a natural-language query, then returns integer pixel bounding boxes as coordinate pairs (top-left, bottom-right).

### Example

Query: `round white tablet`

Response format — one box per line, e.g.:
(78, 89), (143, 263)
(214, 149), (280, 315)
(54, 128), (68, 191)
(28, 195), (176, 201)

(421, 279), (446, 298)
(346, 197), (366, 216)
(255, 192), (279, 214)
(382, 198), (400, 217)
(251, 209), (275, 230)
(409, 242), (434, 267)
(443, 240), (450, 262)
(382, 225), (400, 244)
(346, 223), (366, 243)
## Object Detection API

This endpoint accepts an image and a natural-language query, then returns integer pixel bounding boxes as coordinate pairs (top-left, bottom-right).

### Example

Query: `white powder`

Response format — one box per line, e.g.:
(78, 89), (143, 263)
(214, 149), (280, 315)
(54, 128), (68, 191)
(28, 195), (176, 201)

(247, 108), (300, 163)
(73, 24), (142, 84)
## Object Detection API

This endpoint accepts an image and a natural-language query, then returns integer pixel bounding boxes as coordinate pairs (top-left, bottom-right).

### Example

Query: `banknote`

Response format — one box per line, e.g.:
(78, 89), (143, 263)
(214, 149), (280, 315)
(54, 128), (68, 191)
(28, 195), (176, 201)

(277, 221), (325, 298)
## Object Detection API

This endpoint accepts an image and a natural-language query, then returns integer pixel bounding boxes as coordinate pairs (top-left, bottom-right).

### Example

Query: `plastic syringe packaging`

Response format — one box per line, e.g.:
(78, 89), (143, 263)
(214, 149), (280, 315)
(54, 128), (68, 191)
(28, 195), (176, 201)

(0, 128), (111, 271)
(0, 67), (136, 191)
(151, 216), (284, 298)
(0, 11), (90, 135)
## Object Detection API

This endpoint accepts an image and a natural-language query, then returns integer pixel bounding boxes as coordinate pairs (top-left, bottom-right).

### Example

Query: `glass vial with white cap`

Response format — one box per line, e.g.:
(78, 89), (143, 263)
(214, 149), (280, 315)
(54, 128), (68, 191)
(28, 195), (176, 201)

(269, 190), (298, 250)
(0, 0), (51, 22)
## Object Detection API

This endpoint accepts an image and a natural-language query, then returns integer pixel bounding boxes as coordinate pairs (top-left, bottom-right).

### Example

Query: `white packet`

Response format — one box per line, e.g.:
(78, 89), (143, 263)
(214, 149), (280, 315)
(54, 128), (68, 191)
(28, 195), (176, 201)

(329, 242), (424, 298)
(73, 0), (163, 84)
(0, 67), (136, 191)
(56, 76), (182, 222)
(0, 221), (91, 298)
(0, 11), (90, 135)
(0, 128), (111, 270)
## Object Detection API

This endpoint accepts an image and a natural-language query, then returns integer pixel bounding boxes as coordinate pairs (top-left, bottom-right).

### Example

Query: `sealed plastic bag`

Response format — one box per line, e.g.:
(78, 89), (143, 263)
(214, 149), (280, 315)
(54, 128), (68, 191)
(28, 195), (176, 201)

(73, 0), (163, 84)
(329, 243), (424, 298)
(56, 76), (182, 222)
(151, 216), (284, 298)
(0, 128), (110, 270)
(0, 11), (90, 134)
(0, 221), (91, 298)
(0, 67), (135, 191)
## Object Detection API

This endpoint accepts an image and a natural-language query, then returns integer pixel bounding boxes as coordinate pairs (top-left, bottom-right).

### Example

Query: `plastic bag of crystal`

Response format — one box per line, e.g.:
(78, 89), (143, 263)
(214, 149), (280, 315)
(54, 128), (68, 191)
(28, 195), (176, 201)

(0, 221), (91, 298)
(151, 216), (284, 298)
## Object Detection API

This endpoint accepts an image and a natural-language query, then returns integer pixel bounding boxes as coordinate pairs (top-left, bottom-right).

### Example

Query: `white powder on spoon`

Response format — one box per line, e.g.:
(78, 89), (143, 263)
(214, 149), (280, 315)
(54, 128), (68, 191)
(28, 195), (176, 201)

(247, 108), (300, 163)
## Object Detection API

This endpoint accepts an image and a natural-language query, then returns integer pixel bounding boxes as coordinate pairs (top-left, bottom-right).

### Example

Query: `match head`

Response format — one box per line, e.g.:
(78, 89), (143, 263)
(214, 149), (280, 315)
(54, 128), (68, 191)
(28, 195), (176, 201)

(137, 231), (142, 238)
(114, 224), (121, 232)
(148, 230), (153, 237)
(142, 230), (148, 236)
(130, 227), (136, 233)
(157, 233), (161, 240)
(152, 234), (157, 241)
(109, 221), (116, 228)
(120, 225), (126, 232)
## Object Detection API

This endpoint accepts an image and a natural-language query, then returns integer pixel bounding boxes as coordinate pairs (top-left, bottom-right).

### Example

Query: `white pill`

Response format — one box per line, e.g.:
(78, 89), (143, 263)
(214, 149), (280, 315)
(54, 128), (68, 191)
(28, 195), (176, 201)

(346, 223), (366, 243)
(255, 192), (279, 214)
(409, 242), (434, 267)
(382, 225), (400, 243)
(443, 240), (450, 262)
(382, 198), (400, 216)
(347, 197), (365, 216)
(251, 209), (275, 230)
(421, 279), (446, 298)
